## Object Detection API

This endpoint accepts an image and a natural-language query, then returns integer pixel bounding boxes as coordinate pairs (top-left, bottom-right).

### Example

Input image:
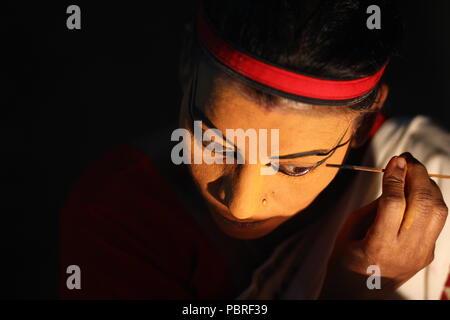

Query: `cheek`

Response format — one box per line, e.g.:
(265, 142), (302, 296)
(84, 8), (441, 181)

(189, 163), (221, 188)
(268, 164), (341, 216)
(265, 179), (319, 216)
(187, 135), (225, 194)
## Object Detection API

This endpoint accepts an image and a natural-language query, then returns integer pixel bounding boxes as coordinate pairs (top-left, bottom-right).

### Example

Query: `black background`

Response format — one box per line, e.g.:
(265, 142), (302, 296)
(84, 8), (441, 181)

(1, 1), (450, 299)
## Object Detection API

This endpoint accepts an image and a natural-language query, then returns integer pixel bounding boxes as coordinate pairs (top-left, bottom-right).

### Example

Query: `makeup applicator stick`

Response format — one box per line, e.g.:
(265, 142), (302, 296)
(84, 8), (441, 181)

(326, 163), (450, 179)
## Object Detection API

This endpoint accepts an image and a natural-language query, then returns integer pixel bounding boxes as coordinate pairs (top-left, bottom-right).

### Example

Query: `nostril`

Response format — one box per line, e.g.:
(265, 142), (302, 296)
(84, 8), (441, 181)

(218, 189), (226, 202)
(206, 175), (231, 207)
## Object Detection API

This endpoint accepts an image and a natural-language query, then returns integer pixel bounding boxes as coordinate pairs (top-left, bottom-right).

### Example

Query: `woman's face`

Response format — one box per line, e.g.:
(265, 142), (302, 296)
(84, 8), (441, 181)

(180, 72), (360, 239)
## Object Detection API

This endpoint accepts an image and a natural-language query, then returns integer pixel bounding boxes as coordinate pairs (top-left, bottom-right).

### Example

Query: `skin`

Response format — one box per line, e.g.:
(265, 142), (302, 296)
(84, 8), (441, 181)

(178, 67), (448, 298)
(321, 153), (448, 299)
(179, 70), (388, 239)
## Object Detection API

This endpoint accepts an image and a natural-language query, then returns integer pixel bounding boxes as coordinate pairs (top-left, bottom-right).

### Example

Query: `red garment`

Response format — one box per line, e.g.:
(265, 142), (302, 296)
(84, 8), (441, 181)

(368, 113), (386, 139)
(59, 144), (235, 299)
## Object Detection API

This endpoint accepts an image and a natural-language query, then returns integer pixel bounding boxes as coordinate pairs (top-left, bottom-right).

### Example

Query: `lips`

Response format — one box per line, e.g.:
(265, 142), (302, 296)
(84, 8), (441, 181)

(213, 211), (271, 229)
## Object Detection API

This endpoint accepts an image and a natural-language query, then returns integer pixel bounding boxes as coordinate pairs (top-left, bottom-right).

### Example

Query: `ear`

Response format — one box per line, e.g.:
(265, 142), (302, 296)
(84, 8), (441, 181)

(375, 83), (389, 111)
(350, 83), (389, 148)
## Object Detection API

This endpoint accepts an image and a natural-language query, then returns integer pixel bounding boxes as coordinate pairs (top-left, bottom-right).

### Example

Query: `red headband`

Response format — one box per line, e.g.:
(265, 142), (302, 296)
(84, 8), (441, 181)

(197, 14), (386, 102)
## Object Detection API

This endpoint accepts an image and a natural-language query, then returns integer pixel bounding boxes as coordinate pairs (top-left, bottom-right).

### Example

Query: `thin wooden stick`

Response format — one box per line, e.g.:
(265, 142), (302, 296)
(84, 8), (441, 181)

(326, 163), (450, 179)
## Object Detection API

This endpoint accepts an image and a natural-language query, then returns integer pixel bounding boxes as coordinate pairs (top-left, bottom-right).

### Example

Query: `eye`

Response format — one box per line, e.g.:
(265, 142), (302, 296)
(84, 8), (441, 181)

(202, 140), (235, 157)
(278, 164), (313, 177)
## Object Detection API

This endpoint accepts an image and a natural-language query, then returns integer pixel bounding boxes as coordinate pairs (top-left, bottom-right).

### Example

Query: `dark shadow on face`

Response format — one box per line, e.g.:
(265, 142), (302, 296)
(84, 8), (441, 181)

(206, 173), (228, 207)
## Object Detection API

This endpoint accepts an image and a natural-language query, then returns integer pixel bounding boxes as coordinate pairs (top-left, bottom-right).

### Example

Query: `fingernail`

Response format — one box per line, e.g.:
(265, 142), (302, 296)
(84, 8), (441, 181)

(397, 157), (406, 169)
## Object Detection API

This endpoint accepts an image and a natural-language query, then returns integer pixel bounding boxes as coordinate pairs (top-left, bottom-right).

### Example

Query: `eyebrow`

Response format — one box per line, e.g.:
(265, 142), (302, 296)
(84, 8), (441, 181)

(274, 130), (351, 160)
(188, 66), (351, 162)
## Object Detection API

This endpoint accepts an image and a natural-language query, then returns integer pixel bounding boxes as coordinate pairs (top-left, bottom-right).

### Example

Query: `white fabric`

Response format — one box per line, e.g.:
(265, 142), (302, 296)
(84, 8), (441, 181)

(239, 115), (450, 300)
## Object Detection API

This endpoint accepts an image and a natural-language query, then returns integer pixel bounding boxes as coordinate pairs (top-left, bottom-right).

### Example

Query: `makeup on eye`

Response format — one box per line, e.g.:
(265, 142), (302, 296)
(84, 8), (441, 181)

(199, 125), (338, 173)
(198, 130), (228, 153)
(195, 114), (351, 164)
(204, 140), (323, 177)
(201, 139), (235, 156)
(266, 159), (322, 176)
(190, 95), (352, 160)
(278, 164), (315, 177)
(266, 146), (339, 176)
(191, 100), (350, 174)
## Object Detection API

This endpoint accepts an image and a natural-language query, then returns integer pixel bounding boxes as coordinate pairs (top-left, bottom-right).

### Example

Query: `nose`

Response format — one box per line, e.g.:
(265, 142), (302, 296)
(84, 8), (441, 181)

(226, 164), (267, 220)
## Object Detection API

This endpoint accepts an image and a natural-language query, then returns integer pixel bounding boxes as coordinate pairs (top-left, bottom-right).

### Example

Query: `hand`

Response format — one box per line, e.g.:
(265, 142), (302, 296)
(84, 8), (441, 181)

(320, 152), (448, 299)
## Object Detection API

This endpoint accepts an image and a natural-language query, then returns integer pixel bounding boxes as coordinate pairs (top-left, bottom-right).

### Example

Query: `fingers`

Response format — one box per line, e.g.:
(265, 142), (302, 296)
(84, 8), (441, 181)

(369, 156), (407, 240)
(399, 152), (448, 242)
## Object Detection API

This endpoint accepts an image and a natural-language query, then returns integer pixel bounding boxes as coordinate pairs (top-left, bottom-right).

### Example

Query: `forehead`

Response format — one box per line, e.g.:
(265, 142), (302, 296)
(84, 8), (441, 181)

(195, 65), (355, 154)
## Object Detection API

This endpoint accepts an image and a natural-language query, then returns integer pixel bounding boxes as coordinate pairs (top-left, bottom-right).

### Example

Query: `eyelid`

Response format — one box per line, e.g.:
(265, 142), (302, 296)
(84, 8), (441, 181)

(202, 140), (235, 154)
(271, 156), (329, 177)
(277, 159), (320, 167)
(277, 164), (315, 177)
(202, 136), (235, 152)
(200, 125), (237, 152)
